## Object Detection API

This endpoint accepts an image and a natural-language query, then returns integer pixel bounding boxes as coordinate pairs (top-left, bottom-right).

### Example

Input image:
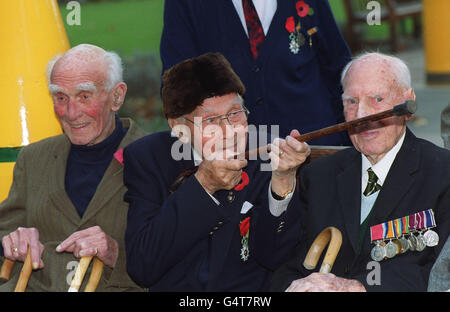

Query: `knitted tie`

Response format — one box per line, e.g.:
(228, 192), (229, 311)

(242, 0), (265, 59)
(363, 168), (382, 196)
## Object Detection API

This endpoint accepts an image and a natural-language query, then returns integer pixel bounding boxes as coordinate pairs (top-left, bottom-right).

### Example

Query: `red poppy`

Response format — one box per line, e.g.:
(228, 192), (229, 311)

(296, 1), (310, 18)
(239, 217), (250, 236)
(234, 171), (249, 191)
(114, 148), (124, 166)
(285, 16), (295, 33)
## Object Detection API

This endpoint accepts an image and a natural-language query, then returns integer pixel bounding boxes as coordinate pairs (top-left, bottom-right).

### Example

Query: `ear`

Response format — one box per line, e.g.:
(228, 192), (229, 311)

(168, 117), (191, 144)
(111, 82), (127, 111)
(403, 88), (416, 121)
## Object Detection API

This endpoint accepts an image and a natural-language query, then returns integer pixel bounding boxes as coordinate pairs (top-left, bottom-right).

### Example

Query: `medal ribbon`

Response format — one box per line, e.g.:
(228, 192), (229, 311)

(394, 218), (402, 238)
(424, 209), (436, 228)
(401, 216), (409, 234)
(385, 221), (395, 239)
(370, 223), (383, 242)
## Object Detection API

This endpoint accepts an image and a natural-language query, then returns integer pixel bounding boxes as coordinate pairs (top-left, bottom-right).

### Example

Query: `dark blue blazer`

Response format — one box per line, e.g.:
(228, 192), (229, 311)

(160, 0), (352, 145)
(123, 131), (302, 291)
(271, 129), (450, 291)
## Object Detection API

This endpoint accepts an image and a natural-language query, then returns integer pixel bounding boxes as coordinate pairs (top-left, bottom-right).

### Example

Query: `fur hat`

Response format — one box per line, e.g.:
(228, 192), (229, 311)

(162, 52), (246, 119)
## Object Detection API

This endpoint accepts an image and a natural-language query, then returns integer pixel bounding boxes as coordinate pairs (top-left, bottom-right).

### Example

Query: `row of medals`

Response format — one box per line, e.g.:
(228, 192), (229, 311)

(371, 227), (439, 262)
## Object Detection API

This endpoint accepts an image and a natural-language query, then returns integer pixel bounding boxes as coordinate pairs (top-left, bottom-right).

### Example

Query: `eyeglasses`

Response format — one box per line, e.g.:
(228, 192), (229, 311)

(184, 107), (249, 129)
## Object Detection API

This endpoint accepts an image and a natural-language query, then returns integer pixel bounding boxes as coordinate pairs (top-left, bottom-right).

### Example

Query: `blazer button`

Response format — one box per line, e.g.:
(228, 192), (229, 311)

(227, 191), (235, 203)
(255, 97), (263, 105)
(252, 65), (260, 73)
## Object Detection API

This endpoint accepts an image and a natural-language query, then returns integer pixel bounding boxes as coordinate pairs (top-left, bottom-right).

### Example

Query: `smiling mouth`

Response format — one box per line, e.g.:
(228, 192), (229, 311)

(70, 122), (89, 129)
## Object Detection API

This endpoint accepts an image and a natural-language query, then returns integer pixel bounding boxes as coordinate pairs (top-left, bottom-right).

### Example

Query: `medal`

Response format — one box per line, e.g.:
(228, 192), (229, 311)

(415, 231), (426, 251)
(423, 230), (439, 247)
(239, 217), (250, 262)
(370, 240), (386, 262)
(385, 240), (398, 258)
(370, 224), (386, 261)
(408, 234), (417, 251)
(423, 209), (439, 247)
(306, 27), (318, 48)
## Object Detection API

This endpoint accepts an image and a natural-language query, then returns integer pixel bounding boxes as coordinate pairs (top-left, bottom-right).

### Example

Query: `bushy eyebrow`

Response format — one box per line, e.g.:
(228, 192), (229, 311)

(75, 82), (97, 92)
(48, 84), (63, 94)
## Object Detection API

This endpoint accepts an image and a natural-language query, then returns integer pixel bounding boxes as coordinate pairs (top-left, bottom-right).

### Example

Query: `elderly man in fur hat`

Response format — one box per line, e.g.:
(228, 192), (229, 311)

(123, 52), (311, 291)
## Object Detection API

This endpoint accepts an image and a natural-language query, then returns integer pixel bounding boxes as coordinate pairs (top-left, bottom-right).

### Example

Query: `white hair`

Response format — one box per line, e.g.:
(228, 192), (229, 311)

(340, 52), (411, 90)
(46, 44), (123, 92)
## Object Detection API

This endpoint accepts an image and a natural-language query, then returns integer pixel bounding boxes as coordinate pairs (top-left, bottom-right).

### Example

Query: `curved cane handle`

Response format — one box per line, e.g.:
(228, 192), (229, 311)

(0, 259), (16, 281)
(68, 256), (103, 292)
(14, 247), (32, 292)
(303, 226), (342, 274)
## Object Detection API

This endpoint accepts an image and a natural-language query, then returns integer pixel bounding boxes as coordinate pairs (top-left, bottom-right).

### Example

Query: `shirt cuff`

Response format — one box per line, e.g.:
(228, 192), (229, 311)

(268, 179), (296, 217)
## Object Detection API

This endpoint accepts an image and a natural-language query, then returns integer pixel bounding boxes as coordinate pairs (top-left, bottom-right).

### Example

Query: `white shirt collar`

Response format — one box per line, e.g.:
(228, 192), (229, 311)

(361, 131), (406, 186)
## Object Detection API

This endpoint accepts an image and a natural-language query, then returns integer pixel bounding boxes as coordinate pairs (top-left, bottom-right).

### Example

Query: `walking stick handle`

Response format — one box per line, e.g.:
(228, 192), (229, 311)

(14, 247), (32, 292)
(68, 256), (104, 292)
(0, 259), (16, 281)
(303, 226), (342, 274)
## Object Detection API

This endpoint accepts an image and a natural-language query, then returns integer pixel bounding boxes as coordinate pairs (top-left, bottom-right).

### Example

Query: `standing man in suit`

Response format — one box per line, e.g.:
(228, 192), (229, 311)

(160, 0), (352, 145)
(0, 44), (146, 291)
(271, 52), (450, 291)
(123, 52), (311, 291)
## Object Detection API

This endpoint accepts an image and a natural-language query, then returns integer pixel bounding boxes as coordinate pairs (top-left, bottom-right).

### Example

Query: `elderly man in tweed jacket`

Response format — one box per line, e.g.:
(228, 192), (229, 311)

(0, 44), (146, 291)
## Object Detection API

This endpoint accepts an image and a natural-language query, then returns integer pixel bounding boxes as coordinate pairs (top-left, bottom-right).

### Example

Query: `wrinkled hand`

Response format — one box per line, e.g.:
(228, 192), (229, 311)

(56, 226), (118, 268)
(286, 273), (366, 292)
(2, 227), (44, 269)
(269, 129), (310, 196)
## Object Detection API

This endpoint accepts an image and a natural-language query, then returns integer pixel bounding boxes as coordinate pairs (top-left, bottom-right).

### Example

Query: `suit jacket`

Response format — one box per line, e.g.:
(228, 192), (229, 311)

(160, 0), (352, 145)
(123, 131), (302, 291)
(0, 118), (147, 292)
(271, 128), (450, 291)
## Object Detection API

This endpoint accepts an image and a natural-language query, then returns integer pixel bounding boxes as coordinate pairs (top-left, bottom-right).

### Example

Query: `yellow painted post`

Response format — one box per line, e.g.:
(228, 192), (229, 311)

(423, 0), (450, 85)
(0, 0), (70, 201)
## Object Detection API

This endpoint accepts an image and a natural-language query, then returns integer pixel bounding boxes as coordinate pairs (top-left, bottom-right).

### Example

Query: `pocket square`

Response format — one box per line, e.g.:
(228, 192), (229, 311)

(240, 201), (254, 214)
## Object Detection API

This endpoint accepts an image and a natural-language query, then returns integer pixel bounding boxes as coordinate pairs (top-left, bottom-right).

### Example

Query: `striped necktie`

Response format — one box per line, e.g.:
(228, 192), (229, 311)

(242, 0), (265, 59)
(363, 168), (382, 196)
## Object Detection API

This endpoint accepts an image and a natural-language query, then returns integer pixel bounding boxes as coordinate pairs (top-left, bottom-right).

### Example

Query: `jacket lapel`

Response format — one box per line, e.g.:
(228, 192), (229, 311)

(80, 118), (146, 225)
(337, 150), (362, 255)
(368, 129), (420, 226)
(47, 135), (81, 225)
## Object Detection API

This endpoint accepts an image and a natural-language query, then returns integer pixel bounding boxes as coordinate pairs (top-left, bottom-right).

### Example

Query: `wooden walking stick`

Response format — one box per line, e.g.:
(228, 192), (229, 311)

(0, 259), (15, 282)
(169, 100), (417, 193)
(68, 256), (104, 292)
(303, 227), (343, 274)
(0, 247), (33, 291)
(14, 247), (32, 292)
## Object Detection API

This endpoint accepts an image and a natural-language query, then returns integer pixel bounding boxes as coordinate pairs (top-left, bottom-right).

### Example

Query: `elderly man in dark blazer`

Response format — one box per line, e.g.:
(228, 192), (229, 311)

(0, 44), (146, 291)
(271, 52), (450, 292)
(123, 52), (311, 291)
(160, 0), (352, 145)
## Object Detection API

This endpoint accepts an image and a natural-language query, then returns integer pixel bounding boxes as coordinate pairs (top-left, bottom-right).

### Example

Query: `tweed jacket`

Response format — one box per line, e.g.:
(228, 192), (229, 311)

(0, 118), (147, 292)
